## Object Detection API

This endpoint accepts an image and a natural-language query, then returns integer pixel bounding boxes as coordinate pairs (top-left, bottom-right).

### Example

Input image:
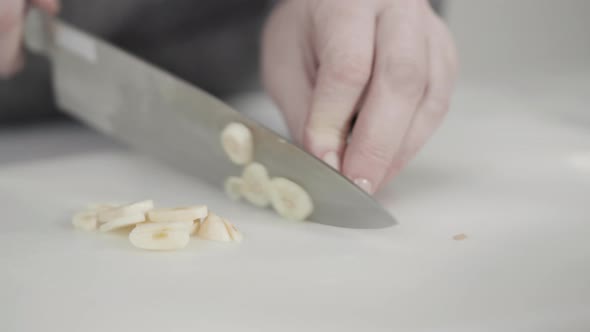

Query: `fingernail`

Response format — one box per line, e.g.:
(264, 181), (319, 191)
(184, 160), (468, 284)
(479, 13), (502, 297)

(322, 151), (340, 171)
(354, 178), (373, 194)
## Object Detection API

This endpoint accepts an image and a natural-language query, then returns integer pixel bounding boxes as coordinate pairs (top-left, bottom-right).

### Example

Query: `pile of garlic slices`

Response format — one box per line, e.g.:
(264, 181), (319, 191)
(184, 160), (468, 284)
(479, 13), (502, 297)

(221, 122), (314, 221)
(72, 200), (243, 251)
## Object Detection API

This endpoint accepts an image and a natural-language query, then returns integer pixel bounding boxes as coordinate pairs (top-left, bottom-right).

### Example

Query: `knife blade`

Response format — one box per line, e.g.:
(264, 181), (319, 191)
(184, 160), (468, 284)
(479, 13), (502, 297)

(24, 11), (396, 229)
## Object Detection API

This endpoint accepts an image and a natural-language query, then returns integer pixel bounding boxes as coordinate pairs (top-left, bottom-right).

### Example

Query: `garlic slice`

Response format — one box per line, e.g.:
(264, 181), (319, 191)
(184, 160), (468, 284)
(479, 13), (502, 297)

(129, 221), (192, 250)
(97, 200), (154, 223)
(221, 122), (253, 165)
(224, 176), (244, 201)
(269, 177), (314, 221)
(241, 163), (271, 207)
(72, 210), (98, 231)
(147, 205), (208, 223)
(197, 213), (239, 243)
(99, 213), (146, 232)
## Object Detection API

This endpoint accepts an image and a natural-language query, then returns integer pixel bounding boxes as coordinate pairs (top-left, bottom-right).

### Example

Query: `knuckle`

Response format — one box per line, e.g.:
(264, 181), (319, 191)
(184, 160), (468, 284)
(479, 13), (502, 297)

(354, 139), (393, 168)
(305, 113), (347, 147)
(382, 57), (427, 98)
(305, 125), (343, 147)
(324, 52), (372, 87)
(307, 111), (344, 130)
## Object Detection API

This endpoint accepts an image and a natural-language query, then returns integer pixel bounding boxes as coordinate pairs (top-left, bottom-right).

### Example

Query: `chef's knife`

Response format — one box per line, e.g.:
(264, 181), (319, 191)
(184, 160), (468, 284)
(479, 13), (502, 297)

(24, 11), (396, 229)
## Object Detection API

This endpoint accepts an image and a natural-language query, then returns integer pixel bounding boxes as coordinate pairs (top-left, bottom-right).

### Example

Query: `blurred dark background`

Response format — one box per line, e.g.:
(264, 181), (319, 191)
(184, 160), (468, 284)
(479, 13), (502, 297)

(0, 0), (275, 122)
(0, 0), (448, 123)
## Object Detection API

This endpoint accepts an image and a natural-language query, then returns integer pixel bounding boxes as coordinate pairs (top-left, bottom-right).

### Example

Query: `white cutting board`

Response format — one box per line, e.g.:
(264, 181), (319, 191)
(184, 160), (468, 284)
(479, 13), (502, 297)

(1, 81), (589, 332)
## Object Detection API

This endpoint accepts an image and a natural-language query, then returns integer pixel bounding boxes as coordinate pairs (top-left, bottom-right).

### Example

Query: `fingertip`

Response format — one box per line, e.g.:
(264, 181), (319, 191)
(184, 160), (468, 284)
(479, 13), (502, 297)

(303, 123), (344, 171)
(342, 148), (387, 196)
(353, 178), (374, 195)
(303, 115), (346, 162)
(322, 151), (341, 171)
(33, 0), (60, 14)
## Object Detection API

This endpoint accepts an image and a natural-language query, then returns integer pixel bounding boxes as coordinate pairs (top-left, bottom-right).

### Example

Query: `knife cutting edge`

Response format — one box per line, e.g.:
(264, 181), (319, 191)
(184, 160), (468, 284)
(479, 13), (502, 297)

(24, 10), (397, 229)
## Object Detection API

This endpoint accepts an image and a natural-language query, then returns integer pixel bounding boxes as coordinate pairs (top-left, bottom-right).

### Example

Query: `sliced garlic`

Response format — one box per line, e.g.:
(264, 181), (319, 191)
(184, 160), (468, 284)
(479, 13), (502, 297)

(223, 220), (243, 243)
(197, 213), (233, 242)
(241, 163), (271, 207)
(147, 205), (208, 223)
(86, 203), (118, 212)
(99, 213), (146, 232)
(97, 200), (154, 223)
(139, 220), (194, 231)
(269, 177), (314, 221)
(129, 221), (192, 251)
(224, 176), (244, 201)
(73, 199), (244, 249)
(221, 122), (254, 165)
(191, 220), (201, 235)
(72, 210), (98, 231)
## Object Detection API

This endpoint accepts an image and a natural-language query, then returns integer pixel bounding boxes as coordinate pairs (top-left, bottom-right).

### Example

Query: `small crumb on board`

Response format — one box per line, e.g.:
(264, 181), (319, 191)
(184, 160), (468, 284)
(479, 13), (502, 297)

(452, 233), (468, 241)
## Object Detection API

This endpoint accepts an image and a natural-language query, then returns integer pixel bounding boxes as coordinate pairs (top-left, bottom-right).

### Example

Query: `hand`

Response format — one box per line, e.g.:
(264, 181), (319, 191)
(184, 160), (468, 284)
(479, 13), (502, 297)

(0, 0), (59, 77)
(262, 0), (458, 194)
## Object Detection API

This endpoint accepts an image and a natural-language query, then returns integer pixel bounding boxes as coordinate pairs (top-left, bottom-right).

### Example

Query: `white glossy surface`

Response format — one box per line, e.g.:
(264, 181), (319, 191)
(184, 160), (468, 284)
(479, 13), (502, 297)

(1, 78), (589, 331)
